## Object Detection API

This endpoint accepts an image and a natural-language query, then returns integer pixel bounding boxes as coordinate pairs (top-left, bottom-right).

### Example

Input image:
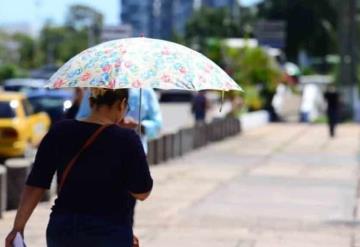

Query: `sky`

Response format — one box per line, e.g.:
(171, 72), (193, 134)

(0, 0), (262, 29)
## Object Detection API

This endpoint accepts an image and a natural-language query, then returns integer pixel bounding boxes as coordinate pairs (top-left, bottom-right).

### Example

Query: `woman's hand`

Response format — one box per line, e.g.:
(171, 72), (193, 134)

(6, 186), (45, 247)
(133, 235), (139, 247)
(130, 191), (151, 201)
(5, 228), (23, 247)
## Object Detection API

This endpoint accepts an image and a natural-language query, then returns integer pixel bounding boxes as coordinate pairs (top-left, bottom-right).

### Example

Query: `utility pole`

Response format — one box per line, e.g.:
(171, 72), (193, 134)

(33, 0), (43, 66)
(338, 0), (358, 119)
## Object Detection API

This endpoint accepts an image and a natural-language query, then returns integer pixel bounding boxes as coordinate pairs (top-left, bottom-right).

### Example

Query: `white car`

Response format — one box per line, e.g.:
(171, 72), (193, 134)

(3, 78), (47, 93)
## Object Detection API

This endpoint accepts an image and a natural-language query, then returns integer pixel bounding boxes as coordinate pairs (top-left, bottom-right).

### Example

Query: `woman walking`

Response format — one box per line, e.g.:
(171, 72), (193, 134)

(6, 88), (153, 247)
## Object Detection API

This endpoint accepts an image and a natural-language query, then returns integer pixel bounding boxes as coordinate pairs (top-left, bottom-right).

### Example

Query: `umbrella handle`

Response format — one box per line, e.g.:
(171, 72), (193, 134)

(138, 88), (142, 135)
(220, 90), (224, 112)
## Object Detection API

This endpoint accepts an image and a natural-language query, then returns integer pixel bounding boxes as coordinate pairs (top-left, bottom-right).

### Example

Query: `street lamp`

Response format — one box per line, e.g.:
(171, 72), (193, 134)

(338, 0), (359, 120)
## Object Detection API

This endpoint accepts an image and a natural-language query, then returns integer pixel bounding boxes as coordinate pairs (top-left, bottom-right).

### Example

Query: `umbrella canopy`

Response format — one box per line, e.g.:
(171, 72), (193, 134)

(47, 38), (242, 92)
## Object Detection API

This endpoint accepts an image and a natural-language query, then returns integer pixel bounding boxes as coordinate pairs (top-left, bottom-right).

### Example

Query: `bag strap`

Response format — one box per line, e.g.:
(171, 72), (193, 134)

(58, 124), (111, 193)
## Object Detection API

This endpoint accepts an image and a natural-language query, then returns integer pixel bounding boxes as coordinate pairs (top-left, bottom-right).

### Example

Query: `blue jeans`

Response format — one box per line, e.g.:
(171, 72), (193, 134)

(46, 213), (133, 247)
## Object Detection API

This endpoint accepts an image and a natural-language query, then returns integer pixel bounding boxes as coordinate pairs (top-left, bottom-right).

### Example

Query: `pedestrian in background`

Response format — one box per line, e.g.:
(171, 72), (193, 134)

(324, 85), (340, 138)
(191, 91), (209, 125)
(76, 88), (162, 153)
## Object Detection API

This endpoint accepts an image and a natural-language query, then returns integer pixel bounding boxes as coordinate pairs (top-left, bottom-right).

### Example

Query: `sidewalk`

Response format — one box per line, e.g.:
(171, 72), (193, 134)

(0, 124), (359, 246)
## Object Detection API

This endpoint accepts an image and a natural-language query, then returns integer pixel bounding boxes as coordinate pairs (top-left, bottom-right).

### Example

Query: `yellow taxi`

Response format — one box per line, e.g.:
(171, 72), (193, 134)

(0, 92), (51, 158)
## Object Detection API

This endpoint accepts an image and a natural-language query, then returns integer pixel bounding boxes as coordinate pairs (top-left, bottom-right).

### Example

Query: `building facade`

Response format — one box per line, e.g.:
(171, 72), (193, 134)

(202, 0), (237, 8)
(120, 0), (197, 39)
(173, 0), (195, 36)
(121, 0), (153, 37)
(152, 0), (174, 39)
(101, 25), (133, 42)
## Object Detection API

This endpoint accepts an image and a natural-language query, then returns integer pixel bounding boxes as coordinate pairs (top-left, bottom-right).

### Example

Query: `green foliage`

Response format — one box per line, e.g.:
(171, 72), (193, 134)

(223, 45), (282, 110)
(0, 4), (103, 71)
(186, 7), (239, 40)
(257, 0), (338, 60)
(203, 38), (223, 66)
(185, 6), (257, 52)
(170, 32), (186, 46)
(224, 46), (282, 92)
(185, 6), (258, 43)
(65, 4), (103, 45)
(301, 67), (316, 75)
(0, 31), (43, 69)
(37, 4), (103, 65)
(183, 5), (285, 111)
(0, 31), (19, 65)
(242, 85), (263, 111)
(12, 33), (37, 69)
(313, 115), (328, 124)
(39, 24), (88, 64)
(0, 64), (27, 83)
(38, 4), (103, 64)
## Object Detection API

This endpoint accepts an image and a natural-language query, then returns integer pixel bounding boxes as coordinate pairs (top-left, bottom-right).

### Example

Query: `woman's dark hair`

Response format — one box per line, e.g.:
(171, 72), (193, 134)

(89, 88), (129, 108)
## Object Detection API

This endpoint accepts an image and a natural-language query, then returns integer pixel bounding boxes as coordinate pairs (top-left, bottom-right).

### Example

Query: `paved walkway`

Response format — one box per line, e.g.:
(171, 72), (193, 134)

(0, 124), (359, 246)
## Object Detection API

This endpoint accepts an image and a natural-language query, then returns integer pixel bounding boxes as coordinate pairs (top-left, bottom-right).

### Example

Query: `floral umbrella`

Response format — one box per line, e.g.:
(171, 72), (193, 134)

(47, 37), (242, 92)
(47, 38), (243, 132)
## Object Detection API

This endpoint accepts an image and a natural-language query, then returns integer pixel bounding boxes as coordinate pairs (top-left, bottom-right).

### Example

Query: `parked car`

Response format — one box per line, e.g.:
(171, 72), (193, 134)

(3, 78), (46, 93)
(0, 92), (50, 158)
(30, 64), (59, 80)
(27, 90), (74, 124)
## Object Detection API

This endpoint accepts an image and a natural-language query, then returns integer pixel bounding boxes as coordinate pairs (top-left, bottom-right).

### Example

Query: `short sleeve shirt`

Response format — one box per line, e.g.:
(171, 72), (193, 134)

(26, 120), (153, 221)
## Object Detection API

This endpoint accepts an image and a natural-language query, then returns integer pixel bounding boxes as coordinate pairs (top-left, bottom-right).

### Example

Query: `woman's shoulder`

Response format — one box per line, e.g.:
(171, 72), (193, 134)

(49, 121), (139, 142)
(49, 119), (95, 137)
(108, 125), (138, 139)
(51, 119), (78, 131)
(103, 126), (142, 151)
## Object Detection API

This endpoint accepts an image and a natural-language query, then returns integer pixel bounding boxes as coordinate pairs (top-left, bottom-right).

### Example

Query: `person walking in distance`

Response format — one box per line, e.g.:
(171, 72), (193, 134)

(324, 85), (340, 138)
(191, 91), (209, 125)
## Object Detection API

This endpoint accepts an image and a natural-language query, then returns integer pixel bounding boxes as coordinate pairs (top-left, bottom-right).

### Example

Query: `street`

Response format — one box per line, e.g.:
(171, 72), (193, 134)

(0, 123), (359, 246)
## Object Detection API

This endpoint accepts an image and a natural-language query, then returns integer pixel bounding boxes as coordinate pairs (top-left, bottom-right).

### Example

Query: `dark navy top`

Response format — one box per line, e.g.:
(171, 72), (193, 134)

(26, 120), (153, 223)
(192, 94), (207, 120)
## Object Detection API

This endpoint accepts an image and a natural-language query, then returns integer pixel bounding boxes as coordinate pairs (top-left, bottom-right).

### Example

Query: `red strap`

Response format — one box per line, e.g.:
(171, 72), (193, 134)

(58, 124), (110, 193)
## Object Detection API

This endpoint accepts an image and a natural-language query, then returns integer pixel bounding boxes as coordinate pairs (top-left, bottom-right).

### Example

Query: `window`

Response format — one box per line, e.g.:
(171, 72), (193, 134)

(29, 97), (66, 111)
(22, 99), (34, 116)
(0, 101), (16, 118)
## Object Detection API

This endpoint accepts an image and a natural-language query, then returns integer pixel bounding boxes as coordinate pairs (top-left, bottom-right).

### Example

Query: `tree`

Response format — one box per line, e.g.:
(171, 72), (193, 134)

(223, 45), (282, 113)
(257, 0), (338, 61)
(0, 31), (20, 65)
(203, 38), (223, 66)
(12, 33), (37, 69)
(38, 5), (103, 65)
(0, 4), (104, 72)
(65, 4), (104, 46)
(185, 7), (241, 51)
(0, 64), (27, 83)
(39, 24), (88, 64)
(185, 5), (259, 54)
